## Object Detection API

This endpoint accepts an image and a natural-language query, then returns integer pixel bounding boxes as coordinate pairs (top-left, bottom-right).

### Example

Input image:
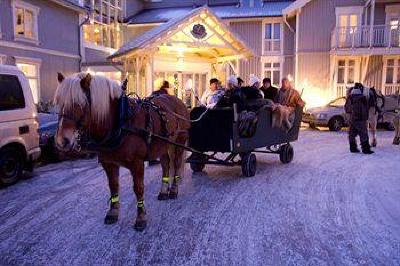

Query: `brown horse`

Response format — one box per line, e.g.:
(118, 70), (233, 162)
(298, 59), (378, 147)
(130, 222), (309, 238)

(54, 73), (190, 231)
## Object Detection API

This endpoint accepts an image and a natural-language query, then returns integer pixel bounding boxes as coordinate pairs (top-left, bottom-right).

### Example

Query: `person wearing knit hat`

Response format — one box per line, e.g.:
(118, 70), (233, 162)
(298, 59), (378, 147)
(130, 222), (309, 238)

(226, 75), (238, 89)
(249, 75), (261, 89)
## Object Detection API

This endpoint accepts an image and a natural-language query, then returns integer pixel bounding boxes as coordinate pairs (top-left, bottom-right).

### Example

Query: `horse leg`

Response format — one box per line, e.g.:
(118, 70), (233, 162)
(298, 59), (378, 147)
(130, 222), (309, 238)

(157, 153), (170, 201)
(170, 134), (187, 199)
(369, 112), (378, 147)
(101, 161), (120, 225)
(130, 160), (147, 231)
(393, 116), (400, 145)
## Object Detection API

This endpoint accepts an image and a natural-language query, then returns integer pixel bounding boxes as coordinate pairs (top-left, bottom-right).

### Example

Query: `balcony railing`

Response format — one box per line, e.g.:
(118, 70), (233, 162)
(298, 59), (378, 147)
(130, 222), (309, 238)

(384, 84), (400, 95)
(331, 25), (400, 49)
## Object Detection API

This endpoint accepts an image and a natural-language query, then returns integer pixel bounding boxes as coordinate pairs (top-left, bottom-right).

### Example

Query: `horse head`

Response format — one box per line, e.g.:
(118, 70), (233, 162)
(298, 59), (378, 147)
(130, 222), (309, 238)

(54, 72), (121, 152)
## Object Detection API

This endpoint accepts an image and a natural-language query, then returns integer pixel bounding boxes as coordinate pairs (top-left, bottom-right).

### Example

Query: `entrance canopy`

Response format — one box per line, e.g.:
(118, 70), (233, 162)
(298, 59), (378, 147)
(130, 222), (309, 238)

(109, 6), (254, 61)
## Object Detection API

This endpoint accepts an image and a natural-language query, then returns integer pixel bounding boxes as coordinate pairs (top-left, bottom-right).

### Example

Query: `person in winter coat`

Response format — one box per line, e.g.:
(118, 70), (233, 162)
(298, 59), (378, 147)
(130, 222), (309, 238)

(152, 81), (170, 96)
(260, 78), (278, 103)
(200, 78), (224, 108)
(344, 83), (374, 154)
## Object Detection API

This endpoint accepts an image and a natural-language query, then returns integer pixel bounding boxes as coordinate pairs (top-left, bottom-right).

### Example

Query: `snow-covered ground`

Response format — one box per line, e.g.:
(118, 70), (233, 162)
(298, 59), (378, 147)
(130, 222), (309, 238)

(0, 129), (399, 265)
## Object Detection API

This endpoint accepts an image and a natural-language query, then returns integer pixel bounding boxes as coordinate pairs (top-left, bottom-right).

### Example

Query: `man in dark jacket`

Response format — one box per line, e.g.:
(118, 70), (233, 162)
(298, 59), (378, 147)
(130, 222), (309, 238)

(260, 78), (278, 103)
(345, 83), (374, 154)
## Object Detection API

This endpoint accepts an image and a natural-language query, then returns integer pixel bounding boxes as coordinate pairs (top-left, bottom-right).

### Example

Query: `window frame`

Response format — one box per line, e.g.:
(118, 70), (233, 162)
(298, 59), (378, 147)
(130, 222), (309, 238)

(14, 56), (41, 104)
(335, 57), (360, 90)
(262, 18), (283, 55)
(11, 0), (40, 45)
(261, 58), (282, 88)
(0, 74), (26, 111)
(83, 0), (123, 50)
(383, 56), (400, 85)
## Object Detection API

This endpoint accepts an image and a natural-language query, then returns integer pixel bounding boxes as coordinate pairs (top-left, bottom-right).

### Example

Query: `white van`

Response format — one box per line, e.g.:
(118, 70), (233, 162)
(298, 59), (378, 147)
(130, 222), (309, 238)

(0, 65), (40, 186)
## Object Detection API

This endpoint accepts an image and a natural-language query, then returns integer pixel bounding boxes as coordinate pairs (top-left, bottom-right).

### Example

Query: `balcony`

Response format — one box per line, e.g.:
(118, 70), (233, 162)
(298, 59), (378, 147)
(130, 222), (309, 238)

(331, 25), (400, 50)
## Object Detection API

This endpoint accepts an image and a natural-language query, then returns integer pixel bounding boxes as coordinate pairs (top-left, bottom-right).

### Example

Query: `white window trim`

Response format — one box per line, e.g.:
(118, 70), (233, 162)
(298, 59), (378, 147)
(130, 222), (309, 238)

(382, 55), (400, 85)
(335, 6), (363, 27)
(261, 56), (283, 87)
(11, 0), (40, 45)
(385, 5), (400, 26)
(335, 56), (361, 87)
(262, 17), (283, 55)
(14, 56), (41, 103)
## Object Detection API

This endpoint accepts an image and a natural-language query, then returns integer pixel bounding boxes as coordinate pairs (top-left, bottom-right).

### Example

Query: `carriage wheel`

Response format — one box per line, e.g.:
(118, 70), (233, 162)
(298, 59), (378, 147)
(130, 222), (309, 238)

(279, 144), (294, 164)
(190, 162), (205, 172)
(190, 153), (206, 173)
(241, 153), (257, 177)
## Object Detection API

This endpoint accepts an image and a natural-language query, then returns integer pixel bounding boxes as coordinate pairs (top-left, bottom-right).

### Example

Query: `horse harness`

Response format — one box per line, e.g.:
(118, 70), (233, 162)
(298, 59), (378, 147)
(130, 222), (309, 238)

(76, 91), (174, 154)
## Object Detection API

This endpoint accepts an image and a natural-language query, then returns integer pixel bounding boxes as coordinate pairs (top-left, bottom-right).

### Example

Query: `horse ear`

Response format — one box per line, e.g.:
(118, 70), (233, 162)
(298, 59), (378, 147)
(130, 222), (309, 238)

(57, 72), (65, 83)
(80, 73), (92, 91)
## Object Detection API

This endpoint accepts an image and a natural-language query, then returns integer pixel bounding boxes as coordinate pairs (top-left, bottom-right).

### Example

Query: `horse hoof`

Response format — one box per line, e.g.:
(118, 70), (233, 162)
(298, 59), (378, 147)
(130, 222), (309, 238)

(134, 220), (147, 232)
(372, 140), (377, 147)
(104, 215), (118, 225)
(157, 192), (169, 201)
(169, 191), (178, 199)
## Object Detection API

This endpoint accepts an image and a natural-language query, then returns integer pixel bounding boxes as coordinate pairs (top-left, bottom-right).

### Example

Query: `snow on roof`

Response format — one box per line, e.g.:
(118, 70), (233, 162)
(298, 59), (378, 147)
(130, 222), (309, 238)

(110, 6), (255, 60)
(127, 1), (293, 25)
(49, 0), (87, 12)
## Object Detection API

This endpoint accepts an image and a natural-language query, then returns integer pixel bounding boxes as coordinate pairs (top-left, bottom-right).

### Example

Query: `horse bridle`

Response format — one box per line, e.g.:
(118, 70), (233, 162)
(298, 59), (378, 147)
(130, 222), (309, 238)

(57, 89), (92, 152)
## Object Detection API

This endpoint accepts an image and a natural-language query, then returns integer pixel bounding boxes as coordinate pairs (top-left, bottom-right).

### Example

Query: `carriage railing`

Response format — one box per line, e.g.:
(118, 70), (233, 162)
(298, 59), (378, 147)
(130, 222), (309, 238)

(331, 25), (400, 49)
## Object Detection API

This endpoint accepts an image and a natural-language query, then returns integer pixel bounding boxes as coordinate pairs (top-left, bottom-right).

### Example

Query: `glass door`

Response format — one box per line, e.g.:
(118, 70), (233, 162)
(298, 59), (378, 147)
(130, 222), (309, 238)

(338, 14), (359, 47)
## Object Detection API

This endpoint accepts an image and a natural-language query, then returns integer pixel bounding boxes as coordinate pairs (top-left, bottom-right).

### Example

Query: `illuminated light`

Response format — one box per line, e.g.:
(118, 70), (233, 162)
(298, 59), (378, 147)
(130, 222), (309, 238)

(300, 79), (331, 109)
(287, 74), (294, 82)
(94, 27), (100, 33)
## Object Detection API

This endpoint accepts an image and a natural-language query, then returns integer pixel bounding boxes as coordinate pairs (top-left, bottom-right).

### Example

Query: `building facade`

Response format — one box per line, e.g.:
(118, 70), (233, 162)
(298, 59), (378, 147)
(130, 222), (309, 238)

(120, 0), (400, 107)
(0, 0), (85, 103)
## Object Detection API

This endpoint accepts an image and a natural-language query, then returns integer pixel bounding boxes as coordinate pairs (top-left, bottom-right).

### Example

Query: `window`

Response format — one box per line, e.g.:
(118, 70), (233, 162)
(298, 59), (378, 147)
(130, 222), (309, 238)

(12, 1), (39, 43)
(384, 58), (400, 85)
(16, 60), (40, 104)
(337, 59), (356, 85)
(263, 62), (281, 87)
(264, 22), (281, 53)
(386, 59), (395, 84)
(83, 0), (122, 49)
(0, 74), (26, 111)
(0, 55), (5, 65)
(335, 7), (362, 48)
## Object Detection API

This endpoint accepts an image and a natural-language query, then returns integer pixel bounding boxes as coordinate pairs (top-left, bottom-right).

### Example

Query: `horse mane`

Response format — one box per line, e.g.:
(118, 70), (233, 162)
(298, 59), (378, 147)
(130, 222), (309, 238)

(54, 73), (122, 123)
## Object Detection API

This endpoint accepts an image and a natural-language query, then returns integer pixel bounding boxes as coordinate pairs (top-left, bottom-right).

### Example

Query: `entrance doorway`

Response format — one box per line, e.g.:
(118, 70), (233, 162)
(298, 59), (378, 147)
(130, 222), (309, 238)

(154, 71), (208, 108)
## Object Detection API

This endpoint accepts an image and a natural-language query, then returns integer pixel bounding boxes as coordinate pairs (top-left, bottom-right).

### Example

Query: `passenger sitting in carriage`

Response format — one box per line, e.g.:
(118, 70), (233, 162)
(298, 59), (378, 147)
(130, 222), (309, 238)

(200, 78), (224, 108)
(216, 75), (264, 110)
(151, 80), (170, 96)
(271, 77), (305, 131)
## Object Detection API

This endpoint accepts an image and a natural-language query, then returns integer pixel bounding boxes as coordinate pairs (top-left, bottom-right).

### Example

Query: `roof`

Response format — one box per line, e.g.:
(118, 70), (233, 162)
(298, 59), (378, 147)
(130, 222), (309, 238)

(49, 0), (87, 13)
(110, 6), (254, 60)
(127, 1), (293, 25)
(282, 0), (313, 16)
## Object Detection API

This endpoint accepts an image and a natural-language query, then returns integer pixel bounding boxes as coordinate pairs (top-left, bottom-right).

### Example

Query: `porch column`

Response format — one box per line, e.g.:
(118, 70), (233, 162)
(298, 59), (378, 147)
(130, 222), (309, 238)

(135, 58), (140, 96)
(369, 0), (375, 47)
(236, 57), (240, 77)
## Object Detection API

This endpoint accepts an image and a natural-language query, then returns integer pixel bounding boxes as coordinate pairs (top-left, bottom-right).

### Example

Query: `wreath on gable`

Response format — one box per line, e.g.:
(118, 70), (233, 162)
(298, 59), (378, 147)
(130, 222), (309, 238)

(191, 24), (207, 39)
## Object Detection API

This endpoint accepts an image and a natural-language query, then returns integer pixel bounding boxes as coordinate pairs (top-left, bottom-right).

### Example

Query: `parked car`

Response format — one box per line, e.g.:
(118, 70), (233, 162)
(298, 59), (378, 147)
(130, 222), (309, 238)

(38, 112), (64, 162)
(0, 65), (41, 186)
(303, 97), (396, 131)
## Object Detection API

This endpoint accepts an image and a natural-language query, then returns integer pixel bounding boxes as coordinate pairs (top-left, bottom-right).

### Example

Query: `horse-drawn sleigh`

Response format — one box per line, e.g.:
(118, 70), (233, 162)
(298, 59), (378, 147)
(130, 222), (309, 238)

(53, 73), (302, 231)
(187, 103), (303, 177)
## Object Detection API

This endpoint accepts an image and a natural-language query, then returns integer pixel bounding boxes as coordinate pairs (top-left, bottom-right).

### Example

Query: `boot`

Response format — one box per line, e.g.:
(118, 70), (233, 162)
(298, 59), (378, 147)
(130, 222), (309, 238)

(361, 142), (374, 154)
(393, 136), (400, 145)
(350, 142), (360, 153)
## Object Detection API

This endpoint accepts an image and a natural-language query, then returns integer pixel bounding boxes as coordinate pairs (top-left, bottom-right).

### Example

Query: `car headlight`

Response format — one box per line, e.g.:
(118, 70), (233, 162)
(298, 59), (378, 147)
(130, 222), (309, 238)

(316, 113), (328, 119)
